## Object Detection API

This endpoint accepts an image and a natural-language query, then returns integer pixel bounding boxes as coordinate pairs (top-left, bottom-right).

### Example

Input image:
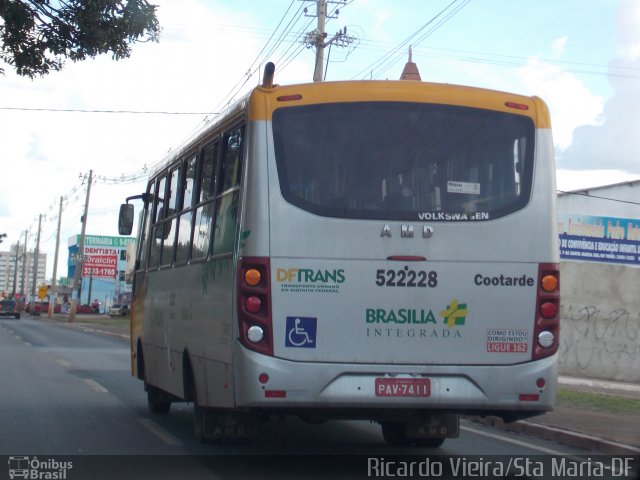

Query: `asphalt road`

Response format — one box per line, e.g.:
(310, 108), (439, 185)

(0, 317), (629, 480)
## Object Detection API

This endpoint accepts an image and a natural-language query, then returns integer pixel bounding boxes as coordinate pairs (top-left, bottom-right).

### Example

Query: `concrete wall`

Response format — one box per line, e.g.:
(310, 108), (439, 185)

(559, 261), (640, 382)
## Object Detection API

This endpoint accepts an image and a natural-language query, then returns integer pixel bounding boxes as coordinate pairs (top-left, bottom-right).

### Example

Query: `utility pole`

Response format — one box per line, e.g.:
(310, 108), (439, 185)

(20, 230), (27, 299)
(70, 170), (92, 322)
(30, 214), (42, 305)
(48, 196), (63, 319)
(303, 0), (354, 82)
(12, 239), (20, 298)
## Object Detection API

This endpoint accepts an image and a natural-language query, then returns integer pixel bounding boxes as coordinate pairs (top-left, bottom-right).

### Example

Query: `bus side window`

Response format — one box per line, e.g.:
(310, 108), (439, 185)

(149, 175), (167, 268)
(160, 167), (180, 266)
(212, 125), (244, 256)
(192, 142), (219, 260)
(175, 155), (197, 265)
(139, 180), (155, 269)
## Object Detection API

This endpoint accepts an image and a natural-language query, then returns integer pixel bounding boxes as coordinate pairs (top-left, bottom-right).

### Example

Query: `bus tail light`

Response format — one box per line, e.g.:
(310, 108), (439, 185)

(505, 101), (529, 111)
(532, 263), (560, 361)
(237, 257), (273, 356)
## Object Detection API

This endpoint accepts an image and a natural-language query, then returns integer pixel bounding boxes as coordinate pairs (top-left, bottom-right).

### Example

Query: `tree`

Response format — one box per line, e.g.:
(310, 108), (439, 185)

(0, 0), (160, 78)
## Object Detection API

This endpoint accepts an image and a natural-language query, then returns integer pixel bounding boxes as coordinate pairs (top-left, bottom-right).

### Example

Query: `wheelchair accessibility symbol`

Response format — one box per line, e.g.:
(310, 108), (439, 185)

(285, 316), (317, 348)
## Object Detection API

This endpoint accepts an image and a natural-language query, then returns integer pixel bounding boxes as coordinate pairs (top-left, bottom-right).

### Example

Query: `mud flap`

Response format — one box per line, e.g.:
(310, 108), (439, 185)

(406, 413), (459, 439)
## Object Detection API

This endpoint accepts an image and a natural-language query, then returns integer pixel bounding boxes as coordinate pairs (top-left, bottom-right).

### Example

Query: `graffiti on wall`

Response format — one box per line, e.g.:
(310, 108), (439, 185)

(559, 305), (640, 382)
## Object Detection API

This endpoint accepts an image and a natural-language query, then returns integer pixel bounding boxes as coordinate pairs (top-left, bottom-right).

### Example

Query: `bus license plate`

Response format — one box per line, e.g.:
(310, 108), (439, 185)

(375, 378), (430, 397)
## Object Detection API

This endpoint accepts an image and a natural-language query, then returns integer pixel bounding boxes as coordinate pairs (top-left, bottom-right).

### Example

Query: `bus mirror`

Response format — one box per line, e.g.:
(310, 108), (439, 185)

(119, 204), (135, 235)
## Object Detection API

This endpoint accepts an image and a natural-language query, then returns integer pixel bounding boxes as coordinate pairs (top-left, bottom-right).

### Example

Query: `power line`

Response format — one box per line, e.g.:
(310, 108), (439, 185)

(0, 107), (214, 115)
(352, 0), (470, 80)
(557, 190), (640, 206)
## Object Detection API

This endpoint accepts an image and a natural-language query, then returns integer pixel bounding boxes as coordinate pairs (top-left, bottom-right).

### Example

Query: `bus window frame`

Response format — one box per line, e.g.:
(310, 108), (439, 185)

(148, 174), (168, 270)
(174, 154), (198, 267)
(140, 119), (246, 273)
(190, 138), (221, 264)
(159, 166), (182, 268)
(211, 124), (245, 258)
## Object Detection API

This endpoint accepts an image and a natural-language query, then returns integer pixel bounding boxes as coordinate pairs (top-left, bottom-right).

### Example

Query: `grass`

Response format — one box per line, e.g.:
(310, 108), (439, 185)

(77, 316), (130, 328)
(52, 313), (129, 329)
(557, 388), (640, 417)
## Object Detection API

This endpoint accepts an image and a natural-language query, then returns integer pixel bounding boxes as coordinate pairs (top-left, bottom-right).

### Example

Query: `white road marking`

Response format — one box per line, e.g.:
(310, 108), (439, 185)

(462, 424), (635, 476)
(56, 359), (72, 368)
(461, 424), (567, 455)
(138, 418), (182, 446)
(83, 378), (108, 393)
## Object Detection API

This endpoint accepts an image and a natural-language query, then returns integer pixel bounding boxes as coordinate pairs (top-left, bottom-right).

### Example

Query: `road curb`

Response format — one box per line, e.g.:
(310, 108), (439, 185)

(72, 325), (129, 341)
(466, 416), (640, 455)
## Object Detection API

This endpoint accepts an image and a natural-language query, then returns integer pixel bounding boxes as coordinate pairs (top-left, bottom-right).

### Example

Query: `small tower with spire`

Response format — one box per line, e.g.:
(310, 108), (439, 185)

(400, 47), (421, 81)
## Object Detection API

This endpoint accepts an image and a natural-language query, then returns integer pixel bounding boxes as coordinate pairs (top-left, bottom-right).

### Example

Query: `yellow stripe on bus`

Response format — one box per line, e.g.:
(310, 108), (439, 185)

(248, 80), (551, 129)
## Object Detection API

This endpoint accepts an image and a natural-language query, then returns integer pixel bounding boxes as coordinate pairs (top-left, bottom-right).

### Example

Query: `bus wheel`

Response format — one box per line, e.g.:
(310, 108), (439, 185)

(414, 437), (446, 448)
(380, 422), (412, 447)
(147, 385), (171, 414)
(193, 394), (206, 442)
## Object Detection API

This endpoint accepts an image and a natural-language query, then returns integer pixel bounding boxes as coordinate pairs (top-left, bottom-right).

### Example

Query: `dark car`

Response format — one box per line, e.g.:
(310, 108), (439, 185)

(0, 299), (21, 319)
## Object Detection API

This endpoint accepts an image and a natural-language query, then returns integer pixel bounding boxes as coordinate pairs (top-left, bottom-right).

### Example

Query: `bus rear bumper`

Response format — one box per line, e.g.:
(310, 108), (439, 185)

(234, 347), (557, 420)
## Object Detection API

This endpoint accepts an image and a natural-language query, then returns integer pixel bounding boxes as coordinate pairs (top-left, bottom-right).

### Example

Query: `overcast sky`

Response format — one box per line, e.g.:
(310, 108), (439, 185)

(1, 0), (639, 280)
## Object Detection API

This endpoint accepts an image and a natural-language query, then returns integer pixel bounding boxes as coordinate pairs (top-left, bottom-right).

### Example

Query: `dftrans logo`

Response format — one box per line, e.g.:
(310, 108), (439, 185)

(276, 268), (345, 284)
(440, 299), (468, 328)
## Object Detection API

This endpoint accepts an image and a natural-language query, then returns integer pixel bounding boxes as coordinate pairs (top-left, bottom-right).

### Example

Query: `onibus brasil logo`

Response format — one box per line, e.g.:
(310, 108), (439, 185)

(8, 456), (73, 479)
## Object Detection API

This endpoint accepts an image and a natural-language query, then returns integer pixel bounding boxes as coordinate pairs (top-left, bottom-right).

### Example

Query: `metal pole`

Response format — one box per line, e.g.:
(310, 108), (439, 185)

(20, 230), (27, 299)
(30, 214), (42, 307)
(70, 170), (92, 322)
(12, 240), (19, 298)
(48, 196), (63, 319)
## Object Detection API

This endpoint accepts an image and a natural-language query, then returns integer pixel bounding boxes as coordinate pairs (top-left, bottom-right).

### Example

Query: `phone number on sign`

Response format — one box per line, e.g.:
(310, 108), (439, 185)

(82, 266), (116, 277)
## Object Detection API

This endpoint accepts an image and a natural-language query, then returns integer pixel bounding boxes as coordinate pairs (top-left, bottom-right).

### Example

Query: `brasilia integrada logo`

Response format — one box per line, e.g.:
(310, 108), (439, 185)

(440, 299), (468, 328)
(365, 299), (469, 327)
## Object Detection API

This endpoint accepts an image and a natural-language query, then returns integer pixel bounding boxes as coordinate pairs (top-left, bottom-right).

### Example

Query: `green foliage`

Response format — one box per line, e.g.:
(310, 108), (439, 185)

(0, 0), (160, 77)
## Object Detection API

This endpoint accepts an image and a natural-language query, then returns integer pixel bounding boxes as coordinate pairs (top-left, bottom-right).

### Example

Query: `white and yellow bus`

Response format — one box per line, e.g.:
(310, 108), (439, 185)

(119, 63), (560, 447)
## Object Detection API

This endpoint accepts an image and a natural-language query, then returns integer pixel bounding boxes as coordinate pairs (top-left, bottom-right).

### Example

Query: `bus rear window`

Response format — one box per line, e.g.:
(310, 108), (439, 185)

(272, 102), (534, 221)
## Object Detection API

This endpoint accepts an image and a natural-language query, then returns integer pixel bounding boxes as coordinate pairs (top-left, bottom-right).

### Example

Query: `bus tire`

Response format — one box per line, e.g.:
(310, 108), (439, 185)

(136, 340), (145, 380)
(380, 422), (412, 447)
(192, 384), (209, 443)
(414, 437), (446, 448)
(147, 385), (171, 414)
